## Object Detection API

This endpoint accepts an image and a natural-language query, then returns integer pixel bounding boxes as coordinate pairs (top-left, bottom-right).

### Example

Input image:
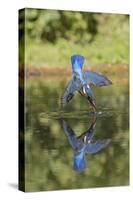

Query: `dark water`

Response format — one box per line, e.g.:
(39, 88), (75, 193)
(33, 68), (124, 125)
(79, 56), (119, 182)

(24, 69), (129, 192)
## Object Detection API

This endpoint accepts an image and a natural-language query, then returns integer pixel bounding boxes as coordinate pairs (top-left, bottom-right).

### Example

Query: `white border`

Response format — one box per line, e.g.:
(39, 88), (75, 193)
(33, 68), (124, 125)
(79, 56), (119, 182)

(0, 0), (132, 199)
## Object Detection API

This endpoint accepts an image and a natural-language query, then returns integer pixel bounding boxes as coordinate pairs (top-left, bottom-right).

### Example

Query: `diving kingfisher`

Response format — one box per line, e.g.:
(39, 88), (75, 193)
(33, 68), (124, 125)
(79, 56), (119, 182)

(61, 54), (112, 111)
(60, 117), (111, 172)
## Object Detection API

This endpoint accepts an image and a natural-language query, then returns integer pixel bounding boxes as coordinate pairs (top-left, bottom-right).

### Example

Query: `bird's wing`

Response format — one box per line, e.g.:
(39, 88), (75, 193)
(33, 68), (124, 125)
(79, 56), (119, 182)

(61, 80), (76, 107)
(85, 139), (111, 154)
(60, 119), (75, 136)
(84, 71), (112, 87)
(60, 119), (79, 149)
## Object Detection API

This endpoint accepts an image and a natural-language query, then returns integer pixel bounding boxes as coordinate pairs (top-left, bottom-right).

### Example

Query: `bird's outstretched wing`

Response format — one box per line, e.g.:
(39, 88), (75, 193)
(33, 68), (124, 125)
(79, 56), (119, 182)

(60, 119), (78, 149)
(84, 71), (112, 87)
(61, 80), (76, 107)
(85, 139), (111, 154)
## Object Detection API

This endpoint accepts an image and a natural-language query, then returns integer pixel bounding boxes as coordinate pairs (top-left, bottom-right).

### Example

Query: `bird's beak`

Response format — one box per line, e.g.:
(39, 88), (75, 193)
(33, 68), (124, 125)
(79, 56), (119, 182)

(91, 100), (97, 112)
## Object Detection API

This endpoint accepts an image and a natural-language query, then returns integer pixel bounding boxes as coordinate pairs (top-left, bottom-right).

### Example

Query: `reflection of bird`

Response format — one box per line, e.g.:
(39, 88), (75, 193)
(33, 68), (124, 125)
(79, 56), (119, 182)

(61, 54), (112, 111)
(60, 117), (111, 172)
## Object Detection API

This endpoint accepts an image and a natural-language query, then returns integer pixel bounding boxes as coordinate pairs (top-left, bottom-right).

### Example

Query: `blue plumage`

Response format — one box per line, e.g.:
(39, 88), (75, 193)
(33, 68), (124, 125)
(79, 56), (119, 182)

(60, 118), (111, 172)
(61, 54), (112, 111)
(84, 71), (112, 87)
(71, 54), (85, 71)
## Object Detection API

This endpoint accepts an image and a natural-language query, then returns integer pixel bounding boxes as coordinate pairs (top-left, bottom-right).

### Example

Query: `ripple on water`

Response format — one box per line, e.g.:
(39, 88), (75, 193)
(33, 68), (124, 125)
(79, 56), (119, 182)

(39, 107), (128, 121)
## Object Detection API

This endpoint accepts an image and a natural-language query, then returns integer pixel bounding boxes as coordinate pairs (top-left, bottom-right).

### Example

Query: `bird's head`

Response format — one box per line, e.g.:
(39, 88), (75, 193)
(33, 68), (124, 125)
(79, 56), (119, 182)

(71, 54), (85, 72)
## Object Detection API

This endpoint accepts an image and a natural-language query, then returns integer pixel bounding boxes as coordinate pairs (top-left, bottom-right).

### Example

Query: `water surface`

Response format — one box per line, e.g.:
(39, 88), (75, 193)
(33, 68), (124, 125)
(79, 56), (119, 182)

(24, 65), (129, 191)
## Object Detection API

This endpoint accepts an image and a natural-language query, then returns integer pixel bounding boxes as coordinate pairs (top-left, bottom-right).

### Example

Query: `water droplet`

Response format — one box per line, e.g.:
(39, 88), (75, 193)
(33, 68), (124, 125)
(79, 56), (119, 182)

(98, 111), (102, 115)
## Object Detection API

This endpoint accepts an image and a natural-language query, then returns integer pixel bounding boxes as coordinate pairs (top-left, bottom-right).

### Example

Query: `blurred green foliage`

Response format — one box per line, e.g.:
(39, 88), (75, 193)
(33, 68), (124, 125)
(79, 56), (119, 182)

(19, 8), (129, 67)
(20, 9), (98, 43)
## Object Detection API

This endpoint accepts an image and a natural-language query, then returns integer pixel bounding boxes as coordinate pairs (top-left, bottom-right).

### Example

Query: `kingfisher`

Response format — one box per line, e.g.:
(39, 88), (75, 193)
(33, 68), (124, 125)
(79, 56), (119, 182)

(61, 54), (112, 111)
(60, 117), (111, 172)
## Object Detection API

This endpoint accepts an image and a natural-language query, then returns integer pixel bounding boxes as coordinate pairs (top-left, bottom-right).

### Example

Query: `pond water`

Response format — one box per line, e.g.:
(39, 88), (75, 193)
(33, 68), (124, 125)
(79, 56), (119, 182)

(23, 65), (129, 192)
